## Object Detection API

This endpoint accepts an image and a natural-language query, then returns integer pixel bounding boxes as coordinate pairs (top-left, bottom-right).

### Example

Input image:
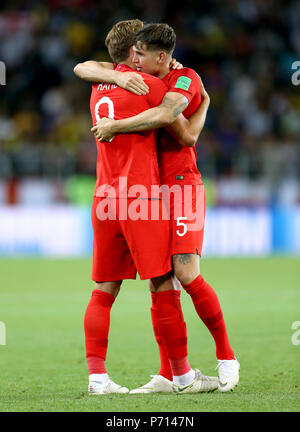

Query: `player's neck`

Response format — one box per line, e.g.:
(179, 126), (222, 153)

(121, 61), (135, 69)
(157, 64), (171, 80)
(119, 53), (135, 70)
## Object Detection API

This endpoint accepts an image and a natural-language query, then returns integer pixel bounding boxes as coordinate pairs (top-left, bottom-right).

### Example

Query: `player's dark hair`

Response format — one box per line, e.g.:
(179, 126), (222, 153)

(105, 19), (144, 64)
(134, 23), (176, 54)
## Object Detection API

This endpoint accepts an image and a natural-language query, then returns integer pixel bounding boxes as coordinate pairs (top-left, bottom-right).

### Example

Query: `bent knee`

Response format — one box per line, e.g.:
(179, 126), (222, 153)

(94, 280), (122, 297)
(150, 271), (173, 292)
(173, 254), (200, 285)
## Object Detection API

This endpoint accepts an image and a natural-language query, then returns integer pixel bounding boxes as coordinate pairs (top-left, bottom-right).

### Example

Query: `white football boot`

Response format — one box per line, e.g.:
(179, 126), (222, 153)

(217, 358), (240, 392)
(88, 378), (129, 395)
(129, 375), (174, 394)
(173, 369), (219, 394)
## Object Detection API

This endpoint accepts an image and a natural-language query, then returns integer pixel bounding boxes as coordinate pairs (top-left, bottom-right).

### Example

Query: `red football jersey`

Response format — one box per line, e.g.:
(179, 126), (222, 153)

(159, 68), (202, 186)
(90, 64), (167, 198)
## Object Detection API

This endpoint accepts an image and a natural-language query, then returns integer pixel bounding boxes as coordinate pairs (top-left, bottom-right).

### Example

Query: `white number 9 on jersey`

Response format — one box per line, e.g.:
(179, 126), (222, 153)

(176, 216), (188, 237)
(94, 96), (115, 142)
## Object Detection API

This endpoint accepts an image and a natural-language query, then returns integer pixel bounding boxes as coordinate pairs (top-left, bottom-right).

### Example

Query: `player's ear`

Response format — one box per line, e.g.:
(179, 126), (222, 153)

(157, 51), (167, 64)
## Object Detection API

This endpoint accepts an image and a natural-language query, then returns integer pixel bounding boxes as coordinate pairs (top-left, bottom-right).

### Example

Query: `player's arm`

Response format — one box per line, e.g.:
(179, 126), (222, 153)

(91, 92), (189, 141)
(73, 60), (149, 95)
(167, 78), (210, 147)
(73, 61), (113, 81)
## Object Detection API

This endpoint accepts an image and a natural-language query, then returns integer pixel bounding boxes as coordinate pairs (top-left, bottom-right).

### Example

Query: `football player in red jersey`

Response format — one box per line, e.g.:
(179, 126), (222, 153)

(76, 20), (219, 395)
(87, 23), (240, 393)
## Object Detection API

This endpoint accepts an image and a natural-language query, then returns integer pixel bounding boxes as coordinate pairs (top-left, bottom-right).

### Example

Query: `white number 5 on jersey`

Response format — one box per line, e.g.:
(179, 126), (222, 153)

(176, 217), (188, 237)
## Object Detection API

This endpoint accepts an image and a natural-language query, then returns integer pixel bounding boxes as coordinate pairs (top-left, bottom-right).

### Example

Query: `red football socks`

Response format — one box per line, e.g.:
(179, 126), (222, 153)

(151, 292), (173, 381)
(182, 275), (235, 360)
(152, 290), (191, 378)
(84, 289), (115, 375)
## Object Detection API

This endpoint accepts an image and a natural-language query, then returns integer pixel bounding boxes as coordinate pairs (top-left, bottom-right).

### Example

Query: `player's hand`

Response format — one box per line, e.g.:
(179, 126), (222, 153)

(200, 77), (210, 105)
(170, 58), (183, 70)
(91, 118), (116, 141)
(116, 71), (149, 95)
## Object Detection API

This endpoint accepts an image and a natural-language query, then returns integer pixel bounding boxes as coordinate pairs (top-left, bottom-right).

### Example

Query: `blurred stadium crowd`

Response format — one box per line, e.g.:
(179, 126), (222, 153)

(0, 0), (300, 205)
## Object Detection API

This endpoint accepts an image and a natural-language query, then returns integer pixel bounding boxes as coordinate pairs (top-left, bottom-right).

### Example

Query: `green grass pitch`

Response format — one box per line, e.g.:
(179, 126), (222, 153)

(0, 256), (299, 412)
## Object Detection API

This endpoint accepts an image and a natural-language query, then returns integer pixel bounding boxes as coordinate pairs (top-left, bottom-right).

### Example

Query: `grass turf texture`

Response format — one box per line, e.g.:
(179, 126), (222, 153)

(0, 257), (299, 412)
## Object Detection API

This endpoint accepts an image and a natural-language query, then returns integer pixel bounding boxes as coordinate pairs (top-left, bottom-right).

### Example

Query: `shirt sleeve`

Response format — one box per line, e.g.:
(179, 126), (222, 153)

(167, 68), (201, 103)
(144, 76), (168, 107)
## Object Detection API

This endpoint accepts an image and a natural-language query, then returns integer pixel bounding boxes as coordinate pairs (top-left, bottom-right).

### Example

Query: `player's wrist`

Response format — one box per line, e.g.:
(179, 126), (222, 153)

(114, 71), (124, 88)
(111, 119), (121, 134)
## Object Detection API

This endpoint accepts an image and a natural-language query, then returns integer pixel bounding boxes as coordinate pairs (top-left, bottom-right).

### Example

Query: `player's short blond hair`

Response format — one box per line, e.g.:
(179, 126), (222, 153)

(105, 19), (144, 64)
